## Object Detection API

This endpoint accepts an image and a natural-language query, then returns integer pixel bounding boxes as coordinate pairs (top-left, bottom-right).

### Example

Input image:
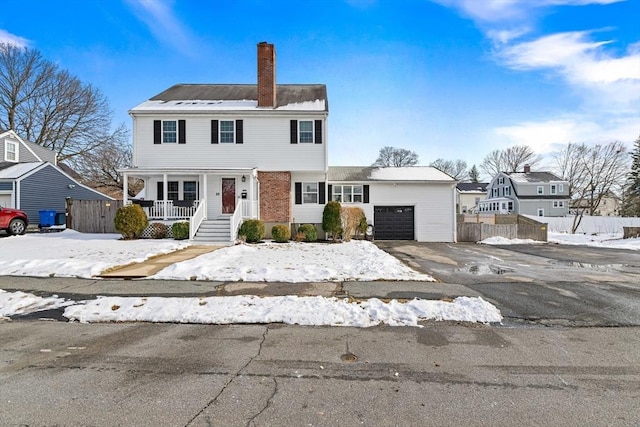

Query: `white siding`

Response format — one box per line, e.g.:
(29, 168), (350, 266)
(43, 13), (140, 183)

(291, 172), (326, 224)
(133, 115), (327, 171)
(368, 182), (455, 242)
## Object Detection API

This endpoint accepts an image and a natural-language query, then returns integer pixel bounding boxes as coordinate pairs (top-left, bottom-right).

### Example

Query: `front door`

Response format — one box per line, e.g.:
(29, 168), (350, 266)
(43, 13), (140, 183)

(222, 178), (236, 214)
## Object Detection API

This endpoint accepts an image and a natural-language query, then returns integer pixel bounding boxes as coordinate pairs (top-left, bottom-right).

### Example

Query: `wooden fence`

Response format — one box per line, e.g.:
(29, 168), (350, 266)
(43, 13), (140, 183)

(457, 214), (547, 242)
(66, 199), (123, 233)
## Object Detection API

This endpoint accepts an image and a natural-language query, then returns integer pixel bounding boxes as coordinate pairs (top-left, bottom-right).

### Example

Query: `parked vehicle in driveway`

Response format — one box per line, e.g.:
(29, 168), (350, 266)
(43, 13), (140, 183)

(0, 206), (29, 235)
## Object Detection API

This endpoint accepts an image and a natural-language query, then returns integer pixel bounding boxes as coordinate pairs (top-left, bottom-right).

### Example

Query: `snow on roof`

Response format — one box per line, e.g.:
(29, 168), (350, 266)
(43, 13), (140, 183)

(0, 162), (42, 179)
(369, 167), (454, 181)
(131, 99), (326, 112)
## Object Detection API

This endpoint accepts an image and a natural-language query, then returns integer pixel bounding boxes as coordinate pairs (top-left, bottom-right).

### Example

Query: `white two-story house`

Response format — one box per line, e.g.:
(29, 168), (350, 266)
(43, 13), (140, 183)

(478, 165), (569, 217)
(121, 42), (328, 241)
(121, 42), (457, 242)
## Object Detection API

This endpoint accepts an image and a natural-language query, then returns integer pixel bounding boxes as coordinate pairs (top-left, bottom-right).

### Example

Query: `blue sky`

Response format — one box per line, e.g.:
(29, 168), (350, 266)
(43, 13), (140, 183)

(1, 0), (638, 176)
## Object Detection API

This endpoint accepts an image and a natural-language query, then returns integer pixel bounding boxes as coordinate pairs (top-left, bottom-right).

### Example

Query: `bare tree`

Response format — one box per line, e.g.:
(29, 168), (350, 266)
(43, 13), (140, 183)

(0, 43), (122, 163)
(430, 158), (468, 180)
(372, 146), (419, 167)
(66, 124), (143, 197)
(552, 141), (628, 232)
(480, 145), (541, 176)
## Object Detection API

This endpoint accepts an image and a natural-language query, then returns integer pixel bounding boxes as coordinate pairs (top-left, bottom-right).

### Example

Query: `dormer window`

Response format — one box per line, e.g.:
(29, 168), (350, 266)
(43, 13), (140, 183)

(5, 140), (18, 162)
(498, 177), (504, 185)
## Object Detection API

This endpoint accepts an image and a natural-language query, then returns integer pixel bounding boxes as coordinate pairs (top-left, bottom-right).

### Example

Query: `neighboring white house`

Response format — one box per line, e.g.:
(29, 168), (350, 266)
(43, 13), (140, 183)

(456, 182), (488, 214)
(478, 165), (569, 217)
(120, 42), (456, 242)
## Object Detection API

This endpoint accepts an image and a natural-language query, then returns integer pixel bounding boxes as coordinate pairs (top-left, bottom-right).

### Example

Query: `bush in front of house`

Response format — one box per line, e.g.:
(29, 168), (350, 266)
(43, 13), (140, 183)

(114, 204), (148, 240)
(322, 200), (342, 241)
(238, 219), (265, 243)
(298, 223), (318, 242)
(149, 222), (169, 239)
(341, 206), (366, 242)
(271, 224), (291, 243)
(172, 221), (190, 240)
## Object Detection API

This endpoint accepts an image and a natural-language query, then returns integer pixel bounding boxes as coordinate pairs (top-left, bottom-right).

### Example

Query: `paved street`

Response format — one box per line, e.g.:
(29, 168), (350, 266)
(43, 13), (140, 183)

(1, 321), (639, 426)
(376, 242), (640, 327)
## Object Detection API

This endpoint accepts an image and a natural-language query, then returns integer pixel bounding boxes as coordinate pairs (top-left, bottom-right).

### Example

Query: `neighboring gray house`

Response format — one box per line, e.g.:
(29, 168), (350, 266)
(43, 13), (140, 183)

(0, 129), (113, 225)
(479, 165), (569, 217)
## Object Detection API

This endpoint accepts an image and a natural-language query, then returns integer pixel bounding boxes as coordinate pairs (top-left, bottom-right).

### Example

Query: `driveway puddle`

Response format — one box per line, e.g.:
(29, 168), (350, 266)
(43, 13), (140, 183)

(463, 264), (516, 275)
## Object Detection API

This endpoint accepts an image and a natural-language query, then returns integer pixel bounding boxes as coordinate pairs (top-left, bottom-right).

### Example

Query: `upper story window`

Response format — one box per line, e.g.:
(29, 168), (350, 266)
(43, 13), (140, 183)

(550, 184), (557, 194)
(504, 186), (511, 196)
(163, 121), (177, 143)
(220, 120), (235, 143)
(559, 184), (564, 193)
(290, 120), (322, 144)
(492, 188), (498, 197)
(498, 177), (504, 185)
(5, 140), (18, 162)
(537, 186), (544, 195)
(302, 182), (318, 203)
(332, 185), (363, 203)
(299, 121), (314, 143)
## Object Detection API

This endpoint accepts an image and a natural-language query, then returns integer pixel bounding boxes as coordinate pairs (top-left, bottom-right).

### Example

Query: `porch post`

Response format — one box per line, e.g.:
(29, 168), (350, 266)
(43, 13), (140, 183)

(202, 173), (207, 220)
(122, 173), (128, 204)
(163, 173), (168, 220)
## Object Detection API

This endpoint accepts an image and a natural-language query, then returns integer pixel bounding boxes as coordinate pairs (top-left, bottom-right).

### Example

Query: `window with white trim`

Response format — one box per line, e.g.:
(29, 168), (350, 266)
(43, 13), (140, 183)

(508, 201), (513, 210)
(302, 182), (318, 203)
(537, 186), (544, 195)
(332, 185), (363, 203)
(559, 184), (564, 193)
(550, 184), (557, 195)
(220, 120), (235, 143)
(299, 121), (314, 143)
(498, 177), (504, 185)
(162, 120), (177, 143)
(183, 181), (197, 201)
(5, 141), (17, 162)
(504, 186), (511, 196)
(492, 188), (498, 197)
(537, 208), (544, 216)
(553, 201), (565, 208)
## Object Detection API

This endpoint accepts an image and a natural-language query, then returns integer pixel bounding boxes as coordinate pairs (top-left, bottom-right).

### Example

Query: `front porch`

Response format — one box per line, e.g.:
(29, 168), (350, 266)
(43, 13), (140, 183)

(120, 168), (260, 242)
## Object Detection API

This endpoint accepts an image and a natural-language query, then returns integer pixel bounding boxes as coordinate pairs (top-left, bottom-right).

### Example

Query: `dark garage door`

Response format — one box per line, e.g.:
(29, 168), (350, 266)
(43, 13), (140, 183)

(374, 206), (414, 240)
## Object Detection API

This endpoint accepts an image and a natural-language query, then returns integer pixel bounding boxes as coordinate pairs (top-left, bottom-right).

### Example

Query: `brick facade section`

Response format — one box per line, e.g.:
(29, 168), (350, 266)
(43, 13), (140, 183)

(257, 42), (276, 108)
(259, 171), (291, 222)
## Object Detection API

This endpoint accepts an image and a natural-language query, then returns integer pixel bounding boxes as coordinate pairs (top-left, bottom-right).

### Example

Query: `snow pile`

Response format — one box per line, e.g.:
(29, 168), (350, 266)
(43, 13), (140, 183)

(0, 289), (70, 318)
(152, 240), (434, 282)
(63, 294), (502, 326)
(0, 230), (190, 278)
(549, 232), (640, 250)
(479, 236), (543, 245)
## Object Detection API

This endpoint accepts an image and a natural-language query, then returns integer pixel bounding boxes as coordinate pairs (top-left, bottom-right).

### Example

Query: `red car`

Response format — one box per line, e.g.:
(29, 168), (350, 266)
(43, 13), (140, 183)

(0, 206), (28, 235)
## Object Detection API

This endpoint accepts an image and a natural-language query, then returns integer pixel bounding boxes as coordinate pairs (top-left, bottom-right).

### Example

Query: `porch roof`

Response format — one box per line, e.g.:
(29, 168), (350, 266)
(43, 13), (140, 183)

(119, 167), (257, 177)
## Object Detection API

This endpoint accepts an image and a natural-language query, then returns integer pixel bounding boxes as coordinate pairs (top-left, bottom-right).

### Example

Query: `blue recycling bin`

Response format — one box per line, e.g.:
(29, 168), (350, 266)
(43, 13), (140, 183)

(38, 210), (56, 227)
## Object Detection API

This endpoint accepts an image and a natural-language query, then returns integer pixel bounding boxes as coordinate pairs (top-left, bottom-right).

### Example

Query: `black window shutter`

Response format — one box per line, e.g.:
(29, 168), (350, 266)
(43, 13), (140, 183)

(211, 120), (218, 144)
(236, 119), (243, 144)
(319, 182), (325, 204)
(153, 120), (161, 144)
(363, 185), (370, 203)
(327, 184), (332, 200)
(157, 182), (164, 200)
(178, 120), (186, 144)
(290, 120), (298, 144)
(314, 120), (322, 144)
(295, 182), (302, 204)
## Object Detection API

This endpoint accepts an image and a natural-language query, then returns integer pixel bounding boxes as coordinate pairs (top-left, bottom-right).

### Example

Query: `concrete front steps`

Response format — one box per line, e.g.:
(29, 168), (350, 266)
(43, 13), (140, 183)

(193, 218), (233, 243)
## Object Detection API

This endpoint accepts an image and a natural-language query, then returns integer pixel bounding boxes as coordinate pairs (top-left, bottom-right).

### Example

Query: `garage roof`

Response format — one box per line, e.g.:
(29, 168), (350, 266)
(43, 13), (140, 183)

(329, 166), (455, 182)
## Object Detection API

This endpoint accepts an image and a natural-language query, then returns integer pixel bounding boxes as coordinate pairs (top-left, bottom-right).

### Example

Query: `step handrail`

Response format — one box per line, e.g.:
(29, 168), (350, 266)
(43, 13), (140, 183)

(189, 199), (207, 240)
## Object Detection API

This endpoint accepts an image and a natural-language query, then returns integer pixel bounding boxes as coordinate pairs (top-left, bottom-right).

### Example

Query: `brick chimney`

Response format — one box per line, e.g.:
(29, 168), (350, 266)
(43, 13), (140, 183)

(257, 42), (276, 108)
(524, 164), (531, 173)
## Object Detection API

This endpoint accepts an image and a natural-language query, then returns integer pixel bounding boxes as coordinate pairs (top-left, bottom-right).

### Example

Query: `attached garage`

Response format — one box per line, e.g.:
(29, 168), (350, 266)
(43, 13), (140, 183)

(374, 206), (414, 240)
(328, 166), (457, 242)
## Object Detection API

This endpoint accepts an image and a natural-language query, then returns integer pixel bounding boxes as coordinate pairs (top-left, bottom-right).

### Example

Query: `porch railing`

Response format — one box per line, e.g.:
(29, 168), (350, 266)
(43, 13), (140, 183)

(189, 199), (206, 240)
(241, 199), (259, 218)
(230, 199), (243, 242)
(136, 200), (200, 219)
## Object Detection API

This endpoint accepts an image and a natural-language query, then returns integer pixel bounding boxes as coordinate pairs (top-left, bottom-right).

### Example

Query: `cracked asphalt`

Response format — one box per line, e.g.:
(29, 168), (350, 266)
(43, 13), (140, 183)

(375, 242), (640, 327)
(1, 321), (639, 426)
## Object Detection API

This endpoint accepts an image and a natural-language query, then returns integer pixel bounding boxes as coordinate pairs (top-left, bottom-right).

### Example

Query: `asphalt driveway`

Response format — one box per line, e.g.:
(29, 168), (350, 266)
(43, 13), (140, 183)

(375, 241), (640, 327)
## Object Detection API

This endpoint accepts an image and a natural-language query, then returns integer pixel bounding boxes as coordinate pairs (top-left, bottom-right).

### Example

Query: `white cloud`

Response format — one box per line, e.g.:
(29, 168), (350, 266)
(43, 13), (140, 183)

(125, 0), (197, 56)
(495, 115), (639, 153)
(0, 29), (30, 47)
